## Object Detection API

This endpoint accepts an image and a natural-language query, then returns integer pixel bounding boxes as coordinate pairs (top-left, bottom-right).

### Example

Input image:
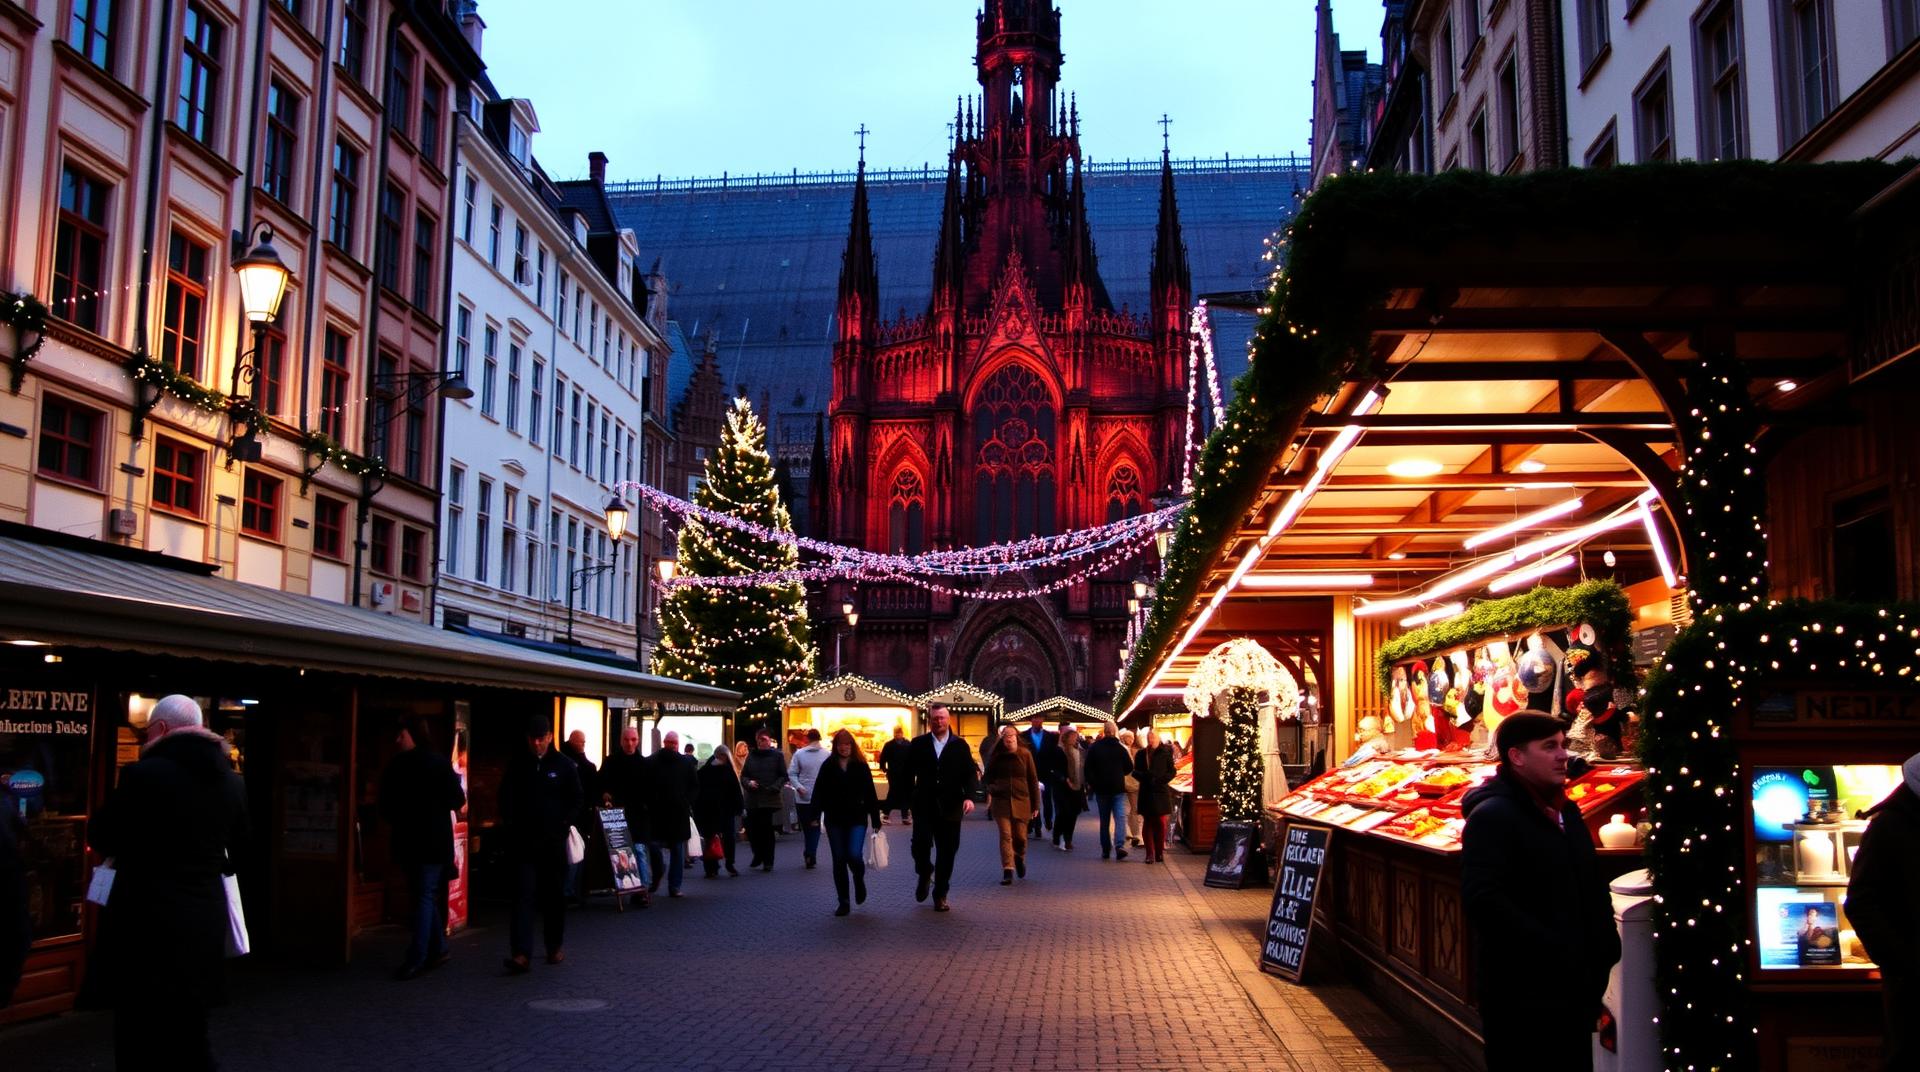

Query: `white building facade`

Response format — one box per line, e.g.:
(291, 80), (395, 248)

(1563, 0), (1920, 165)
(437, 82), (661, 660)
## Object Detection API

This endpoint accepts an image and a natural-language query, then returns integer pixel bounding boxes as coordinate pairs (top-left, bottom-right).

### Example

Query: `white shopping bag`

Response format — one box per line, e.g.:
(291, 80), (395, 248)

(224, 872), (250, 957)
(565, 825), (586, 865)
(865, 828), (890, 870)
(686, 816), (703, 859)
(86, 859), (116, 907)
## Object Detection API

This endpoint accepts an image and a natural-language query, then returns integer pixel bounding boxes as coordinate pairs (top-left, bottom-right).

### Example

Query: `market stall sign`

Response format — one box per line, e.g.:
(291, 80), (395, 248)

(1750, 690), (1920, 730)
(599, 808), (647, 893)
(1204, 821), (1260, 889)
(1260, 822), (1332, 981)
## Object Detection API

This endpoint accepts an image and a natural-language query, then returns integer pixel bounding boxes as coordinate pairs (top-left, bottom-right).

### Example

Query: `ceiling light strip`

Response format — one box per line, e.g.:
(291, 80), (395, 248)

(1462, 496), (1586, 549)
(1487, 552), (1579, 593)
(1398, 603), (1465, 627)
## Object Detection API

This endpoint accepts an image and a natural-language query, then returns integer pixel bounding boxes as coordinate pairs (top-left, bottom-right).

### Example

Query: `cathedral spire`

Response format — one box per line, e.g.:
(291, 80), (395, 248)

(932, 153), (965, 311)
(1150, 139), (1191, 303)
(837, 131), (879, 340)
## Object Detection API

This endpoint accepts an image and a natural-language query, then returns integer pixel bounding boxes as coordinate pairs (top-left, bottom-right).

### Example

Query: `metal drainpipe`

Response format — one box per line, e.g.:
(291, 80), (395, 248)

(351, 6), (401, 608)
(297, 0), (339, 439)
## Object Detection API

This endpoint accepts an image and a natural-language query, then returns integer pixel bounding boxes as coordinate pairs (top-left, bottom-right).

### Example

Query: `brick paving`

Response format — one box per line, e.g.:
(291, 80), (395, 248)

(3, 814), (1465, 1072)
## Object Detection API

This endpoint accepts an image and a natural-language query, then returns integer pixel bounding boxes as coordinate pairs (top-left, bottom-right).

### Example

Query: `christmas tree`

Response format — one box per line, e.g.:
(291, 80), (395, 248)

(1218, 687), (1265, 823)
(653, 397), (814, 731)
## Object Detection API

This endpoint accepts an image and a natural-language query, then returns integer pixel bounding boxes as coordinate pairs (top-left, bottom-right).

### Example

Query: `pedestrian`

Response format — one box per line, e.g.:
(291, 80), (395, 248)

(1085, 721), (1134, 860)
(1018, 712), (1058, 839)
(643, 730), (698, 898)
(877, 724), (913, 826)
(1133, 728), (1176, 864)
(898, 702), (977, 911)
(741, 727), (789, 871)
(812, 730), (882, 916)
(1052, 726), (1086, 850)
(378, 717), (467, 979)
(695, 747), (744, 878)
(87, 694), (248, 1070)
(498, 717), (582, 974)
(559, 730), (601, 905)
(984, 724), (1041, 886)
(2, 789), (33, 1010)
(599, 725), (652, 907)
(1460, 711), (1619, 1071)
(789, 727), (829, 869)
(1119, 728), (1144, 847)
(1846, 751), (1920, 1071)
(683, 742), (696, 758)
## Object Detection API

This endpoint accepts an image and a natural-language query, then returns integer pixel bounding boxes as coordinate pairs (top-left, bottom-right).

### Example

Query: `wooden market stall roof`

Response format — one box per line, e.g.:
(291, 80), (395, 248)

(779, 674), (920, 710)
(1116, 161), (1912, 716)
(1006, 696), (1113, 726)
(915, 681), (1005, 722)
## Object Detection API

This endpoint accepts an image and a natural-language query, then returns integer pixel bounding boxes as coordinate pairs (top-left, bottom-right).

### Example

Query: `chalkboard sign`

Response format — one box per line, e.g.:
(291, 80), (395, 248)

(599, 808), (647, 893)
(1204, 821), (1260, 889)
(1260, 822), (1332, 981)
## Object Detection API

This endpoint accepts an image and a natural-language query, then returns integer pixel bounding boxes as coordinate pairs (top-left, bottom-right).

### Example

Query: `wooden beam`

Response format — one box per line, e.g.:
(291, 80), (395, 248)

(1342, 428), (1676, 445)
(1365, 357), (1842, 382)
(1300, 411), (1672, 431)
(1365, 306), (1843, 333)
(1266, 471), (1649, 491)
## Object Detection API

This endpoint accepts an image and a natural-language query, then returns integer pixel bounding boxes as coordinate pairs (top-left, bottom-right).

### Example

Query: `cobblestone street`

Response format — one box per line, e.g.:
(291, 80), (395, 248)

(4, 814), (1464, 1072)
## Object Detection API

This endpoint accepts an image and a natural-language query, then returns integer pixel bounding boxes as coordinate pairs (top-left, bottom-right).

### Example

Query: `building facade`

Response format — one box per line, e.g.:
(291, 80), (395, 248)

(822, 1), (1189, 705)
(1562, 0), (1920, 166)
(1311, 0), (1386, 187)
(0, 0), (478, 615)
(436, 39), (661, 659)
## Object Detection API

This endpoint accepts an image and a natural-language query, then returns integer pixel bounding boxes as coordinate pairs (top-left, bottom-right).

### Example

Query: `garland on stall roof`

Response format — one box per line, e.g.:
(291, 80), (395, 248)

(1639, 601), (1920, 1071)
(1372, 580), (1631, 697)
(2, 290), (50, 393)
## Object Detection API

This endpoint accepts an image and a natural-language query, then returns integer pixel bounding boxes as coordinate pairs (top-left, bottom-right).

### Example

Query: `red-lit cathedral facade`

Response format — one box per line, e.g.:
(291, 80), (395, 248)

(823, 1), (1191, 707)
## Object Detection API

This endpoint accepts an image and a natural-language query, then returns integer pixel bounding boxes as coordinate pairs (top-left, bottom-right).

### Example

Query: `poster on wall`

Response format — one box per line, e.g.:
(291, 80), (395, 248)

(448, 701), (471, 931)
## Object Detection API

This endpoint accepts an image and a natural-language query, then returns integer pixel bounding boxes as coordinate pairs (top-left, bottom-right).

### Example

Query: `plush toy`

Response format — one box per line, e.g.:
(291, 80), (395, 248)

(1389, 666), (1417, 726)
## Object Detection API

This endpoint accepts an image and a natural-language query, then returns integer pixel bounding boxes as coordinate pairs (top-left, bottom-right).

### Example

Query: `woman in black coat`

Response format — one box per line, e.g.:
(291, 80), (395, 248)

(1132, 729), (1177, 864)
(694, 749), (744, 878)
(810, 730), (882, 916)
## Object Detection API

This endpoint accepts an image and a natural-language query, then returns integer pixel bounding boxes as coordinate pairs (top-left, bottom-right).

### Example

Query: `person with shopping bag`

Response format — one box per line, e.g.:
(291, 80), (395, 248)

(812, 730), (882, 916)
(498, 716), (581, 974)
(642, 731), (699, 899)
(87, 694), (248, 1070)
(695, 747), (744, 878)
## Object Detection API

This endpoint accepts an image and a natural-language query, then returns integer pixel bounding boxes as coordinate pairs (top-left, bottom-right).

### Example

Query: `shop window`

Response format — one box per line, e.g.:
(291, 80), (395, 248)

(37, 395), (104, 487)
(313, 495), (347, 559)
(1830, 487), (1895, 601)
(161, 230), (210, 378)
(370, 516), (393, 574)
(151, 436), (205, 518)
(52, 164), (111, 332)
(1, 683), (96, 944)
(240, 469), (281, 539)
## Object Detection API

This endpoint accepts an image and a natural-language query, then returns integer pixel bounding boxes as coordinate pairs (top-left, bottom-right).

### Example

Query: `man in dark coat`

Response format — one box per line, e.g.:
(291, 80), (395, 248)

(1460, 711), (1619, 1072)
(642, 730), (699, 897)
(1846, 751), (1920, 1071)
(877, 725), (913, 826)
(896, 703), (978, 911)
(1084, 722), (1134, 860)
(1019, 712), (1060, 839)
(599, 724), (651, 905)
(378, 717), (466, 980)
(740, 728), (789, 870)
(1, 801), (28, 1010)
(559, 730), (601, 904)
(497, 717), (581, 973)
(88, 694), (248, 1071)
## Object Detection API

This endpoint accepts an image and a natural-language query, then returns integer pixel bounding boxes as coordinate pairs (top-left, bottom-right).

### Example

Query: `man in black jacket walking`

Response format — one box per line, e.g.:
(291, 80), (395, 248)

(498, 717), (581, 974)
(897, 703), (977, 911)
(559, 730), (600, 903)
(1019, 712), (1059, 839)
(1461, 711), (1619, 1071)
(643, 731), (699, 897)
(379, 717), (466, 980)
(877, 725), (912, 826)
(1085, 722), (1134, 860)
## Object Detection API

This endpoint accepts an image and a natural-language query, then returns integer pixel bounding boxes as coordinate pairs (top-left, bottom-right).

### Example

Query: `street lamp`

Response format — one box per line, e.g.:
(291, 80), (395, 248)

(834, 597), (859, 676)
(1131, 574), (1152, 601)
(225, 223), (292, 463)
(655, 556), (678, 584)
(565, 498), (634, 649)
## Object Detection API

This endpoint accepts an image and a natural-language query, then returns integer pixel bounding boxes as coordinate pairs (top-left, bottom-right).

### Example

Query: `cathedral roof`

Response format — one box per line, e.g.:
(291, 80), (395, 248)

(610, 155), (1305, 421)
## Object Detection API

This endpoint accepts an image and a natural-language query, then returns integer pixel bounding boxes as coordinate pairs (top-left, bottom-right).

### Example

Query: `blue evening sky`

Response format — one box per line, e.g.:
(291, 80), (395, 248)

(475, 0), (1384, 183)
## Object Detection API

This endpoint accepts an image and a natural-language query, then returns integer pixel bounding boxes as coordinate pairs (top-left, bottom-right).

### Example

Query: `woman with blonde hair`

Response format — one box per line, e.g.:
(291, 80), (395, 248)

(1118, 728), (1144, 848)
(811, 729), (881, 916)
(984, 724), (1042, 885)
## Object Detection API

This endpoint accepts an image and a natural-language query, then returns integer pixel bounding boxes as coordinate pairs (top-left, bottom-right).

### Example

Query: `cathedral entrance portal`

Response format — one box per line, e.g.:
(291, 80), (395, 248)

(964, 621), (1061, 711)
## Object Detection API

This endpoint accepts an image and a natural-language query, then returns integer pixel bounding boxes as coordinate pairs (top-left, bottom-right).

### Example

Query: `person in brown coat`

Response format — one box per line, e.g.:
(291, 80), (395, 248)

(984, 724), (1041, 886)
(1133, 728), (1178, 863)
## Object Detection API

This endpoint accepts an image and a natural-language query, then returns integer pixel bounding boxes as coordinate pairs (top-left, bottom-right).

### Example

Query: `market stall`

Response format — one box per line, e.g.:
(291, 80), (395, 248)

(915, 681), (1004, 747)
(779, 675), (919, 764)
(1004, 696), (1111, 740)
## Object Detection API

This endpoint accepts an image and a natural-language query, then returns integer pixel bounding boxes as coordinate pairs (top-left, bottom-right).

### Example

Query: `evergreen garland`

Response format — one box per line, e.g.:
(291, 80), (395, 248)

(1373, 579), (1630, 696)
(2, 290), (50, 393)
(653, 397), (814, 731)
(1218, 686), (1264, 823)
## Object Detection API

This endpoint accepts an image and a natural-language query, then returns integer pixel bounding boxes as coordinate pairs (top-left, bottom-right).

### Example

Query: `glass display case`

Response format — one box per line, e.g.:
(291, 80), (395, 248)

(1749, 763), (1899, 972)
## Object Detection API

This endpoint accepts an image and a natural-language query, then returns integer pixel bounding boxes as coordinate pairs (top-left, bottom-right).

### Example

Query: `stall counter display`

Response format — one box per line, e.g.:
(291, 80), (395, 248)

(1749, 763), (1900, 973)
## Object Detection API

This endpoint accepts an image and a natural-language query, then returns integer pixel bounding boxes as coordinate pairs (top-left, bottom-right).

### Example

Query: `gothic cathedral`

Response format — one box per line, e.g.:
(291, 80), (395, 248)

(824, 0), (1190, 707)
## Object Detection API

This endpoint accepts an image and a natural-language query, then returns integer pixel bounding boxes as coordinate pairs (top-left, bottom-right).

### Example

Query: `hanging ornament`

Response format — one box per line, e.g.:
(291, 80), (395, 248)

(1516, 637), (1557, 694)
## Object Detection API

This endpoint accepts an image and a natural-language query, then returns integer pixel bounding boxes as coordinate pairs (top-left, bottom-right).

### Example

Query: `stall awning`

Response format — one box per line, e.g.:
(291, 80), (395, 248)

(778, 675), (920, 710)
(0, 534), (740, 705)
(1006, 696), (1112, 725)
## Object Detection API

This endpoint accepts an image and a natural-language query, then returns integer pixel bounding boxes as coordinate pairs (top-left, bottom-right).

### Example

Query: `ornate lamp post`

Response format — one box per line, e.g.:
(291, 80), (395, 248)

(225, 224), (291, 463)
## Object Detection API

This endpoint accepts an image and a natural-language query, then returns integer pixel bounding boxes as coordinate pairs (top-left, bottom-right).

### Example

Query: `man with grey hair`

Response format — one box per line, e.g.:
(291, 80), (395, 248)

(642, 730), (698, 898)
(90, 694), (248, 1069)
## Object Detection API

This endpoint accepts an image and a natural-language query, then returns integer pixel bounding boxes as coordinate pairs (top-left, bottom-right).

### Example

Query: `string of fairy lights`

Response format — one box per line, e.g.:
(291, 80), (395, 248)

(1181, 299), (1228, 495)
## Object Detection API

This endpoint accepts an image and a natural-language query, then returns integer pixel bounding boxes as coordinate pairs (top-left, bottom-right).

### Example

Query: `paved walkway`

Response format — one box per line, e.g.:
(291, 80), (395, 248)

(4, 813), (1465, 1071)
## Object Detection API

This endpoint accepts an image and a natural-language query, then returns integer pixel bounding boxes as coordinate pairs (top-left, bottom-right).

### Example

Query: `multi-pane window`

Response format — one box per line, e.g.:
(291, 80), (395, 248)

(625, 431), (635, 485)
(1468, 107), (1488, 170)
(329, 140), (360, 249)
(1634, 56), (1674, 162)
(378, 183), (404, 291)
(319, 328), (350, 440)
(462, 175), (477, 244)
(446, 465), (464, 575)
(262, 79), (300, 203)
(552, 374), (567, 455)
(598, 412), (610, 484)
(481, 326), (498, 417)
(889, 469), (926, 554)
(588, 302), (598, 356)
(569, 388), (582, 467)
(530, 358), (545, 446)
(68, 0), (116, 70)
(1576, 0), (1610, 73)
(241, 469), (282, 539)
(403, 371), (426, 481)
(38, 396), (103, 486)
(535, 248), (548, 305)
(175, 4), (223, 145)
(370, 517), (393, 574)
(499, 488), (517, 591)
(1585, 121), (1619, 167)
(585, 401), (598, 479)
(419, 76), (444, 162)
(386, 39), (414, 136)
(400, 526), (425, 581)
(1496, 55), (1520, 169)
(52, 165), (110, 332)
(524, 498), (540, 596)
(475, 477), (493, 584)
(161, 231), (210, 378)
(611, 425), (624, 491)
(256, 308), (287, 416)
(1695, 1), (1747, 161)
(338, 0), (367, 82)
(412, 211), (435, 309)
(1435, 15), (1455, 106)
(276, 0), (301, 20)
(453, 305), (472, 378)
(972, 364), (1057, 541)
(152, 437), (205, 517)
(488, 199), (502, 268)
(506, 344), (522, 432)
(548, 509), (562, 600)
(1775, 0), (1835, 145)
(314, 495), (347, 559)
(514, 224), (529, 286)
(565, 516), (579, 605)
(1458, 0), (1481, 51)
(1894, 0), (1920, 53)
(557, 273), (569, 331)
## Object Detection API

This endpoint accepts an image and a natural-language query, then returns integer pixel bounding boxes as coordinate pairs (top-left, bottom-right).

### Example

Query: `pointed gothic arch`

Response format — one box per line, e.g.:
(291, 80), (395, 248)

(966, 360), (1060, 543)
